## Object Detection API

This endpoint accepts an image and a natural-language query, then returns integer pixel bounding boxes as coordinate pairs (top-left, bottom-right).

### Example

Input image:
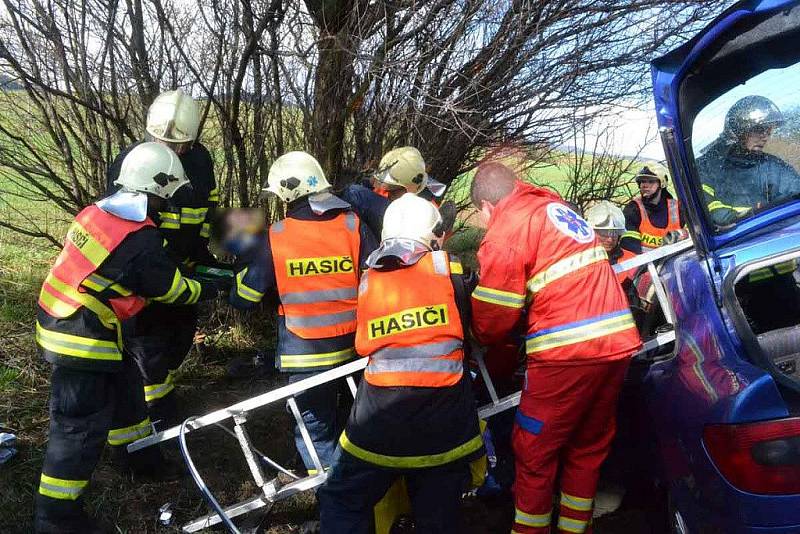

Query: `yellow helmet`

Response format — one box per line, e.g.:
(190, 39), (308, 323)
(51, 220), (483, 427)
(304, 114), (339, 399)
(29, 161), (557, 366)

(376, 146), (428, 194)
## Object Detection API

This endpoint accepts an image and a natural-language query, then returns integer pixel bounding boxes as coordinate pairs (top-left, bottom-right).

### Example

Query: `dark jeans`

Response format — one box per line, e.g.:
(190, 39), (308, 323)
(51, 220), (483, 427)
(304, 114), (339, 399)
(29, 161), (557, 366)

(318, 447), (470, 534)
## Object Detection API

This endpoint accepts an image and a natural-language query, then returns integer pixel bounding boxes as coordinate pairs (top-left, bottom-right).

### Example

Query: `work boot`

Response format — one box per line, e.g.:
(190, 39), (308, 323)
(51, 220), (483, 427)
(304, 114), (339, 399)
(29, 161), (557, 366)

(110, 445), (183, 482)
(35, 511), (112, 534)
(148, 392), (179, 428)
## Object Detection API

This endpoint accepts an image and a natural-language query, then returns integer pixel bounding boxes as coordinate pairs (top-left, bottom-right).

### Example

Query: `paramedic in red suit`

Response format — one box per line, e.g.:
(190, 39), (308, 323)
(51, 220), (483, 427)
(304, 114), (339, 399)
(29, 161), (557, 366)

(469, 163), (642, 533)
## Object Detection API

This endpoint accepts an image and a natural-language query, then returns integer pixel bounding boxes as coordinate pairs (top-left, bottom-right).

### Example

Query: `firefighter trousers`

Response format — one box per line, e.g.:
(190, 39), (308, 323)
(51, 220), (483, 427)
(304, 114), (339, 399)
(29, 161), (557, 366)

(125, 303), (197, 419)
(512, 359), (630, 534)
(35, 358), (158, 532)
(318, 447), (470, 534)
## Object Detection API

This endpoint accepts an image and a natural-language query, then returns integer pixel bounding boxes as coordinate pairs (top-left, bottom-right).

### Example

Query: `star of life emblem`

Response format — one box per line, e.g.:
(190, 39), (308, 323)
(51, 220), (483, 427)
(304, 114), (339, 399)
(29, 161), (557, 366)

(546, 202), (594, 243)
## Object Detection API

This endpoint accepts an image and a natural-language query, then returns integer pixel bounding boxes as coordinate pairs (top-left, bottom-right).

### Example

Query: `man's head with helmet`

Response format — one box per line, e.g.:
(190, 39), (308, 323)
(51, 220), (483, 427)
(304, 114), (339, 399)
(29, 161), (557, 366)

(723, 95), (784, 154)
(635, 165), (669, 205)
(585, 201), (626, 253)
(146, 89), (201, 156)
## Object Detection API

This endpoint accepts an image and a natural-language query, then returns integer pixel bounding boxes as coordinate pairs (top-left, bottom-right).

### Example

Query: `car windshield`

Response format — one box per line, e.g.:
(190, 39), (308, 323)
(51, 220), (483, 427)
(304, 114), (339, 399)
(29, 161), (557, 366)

(689, 62), (800, 233)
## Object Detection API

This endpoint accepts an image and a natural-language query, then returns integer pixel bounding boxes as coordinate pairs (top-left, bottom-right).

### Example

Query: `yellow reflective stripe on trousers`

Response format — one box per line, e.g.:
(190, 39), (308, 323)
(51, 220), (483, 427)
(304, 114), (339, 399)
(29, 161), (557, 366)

(144, 371), (175, 402)
(153, 269), (185, 304)
(180, 207), (208, 225)
(107, 417), (153, 446)
(526, 246), (607, 294)
(449, 261), (463, 275)
(514, 508), (551, 527)
(558, 515), (590, 533)
(561, 492), (593, 511)
(38, 474), (88, 500)
(200, 222), (211, 239)
(280, 348), (356, 368)
(36, 322), (121, 361)
(208, 187), (220, 202)
(340, 431), (483, 469)
(526, 310), (635, 353)
(472, 285), (525, 308)
(159, 211), (181, 229)
(236, 268), (264, 302)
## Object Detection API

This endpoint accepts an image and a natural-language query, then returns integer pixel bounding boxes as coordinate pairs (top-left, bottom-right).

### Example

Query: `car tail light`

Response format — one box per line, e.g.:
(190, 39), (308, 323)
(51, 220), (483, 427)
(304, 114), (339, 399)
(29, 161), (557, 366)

(704, 417), (800, 494)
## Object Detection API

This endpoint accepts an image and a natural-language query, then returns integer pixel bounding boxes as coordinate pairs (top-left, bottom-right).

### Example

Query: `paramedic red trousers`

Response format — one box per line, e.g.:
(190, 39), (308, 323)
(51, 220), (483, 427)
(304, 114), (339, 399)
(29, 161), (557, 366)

(512, 358), (630, 533)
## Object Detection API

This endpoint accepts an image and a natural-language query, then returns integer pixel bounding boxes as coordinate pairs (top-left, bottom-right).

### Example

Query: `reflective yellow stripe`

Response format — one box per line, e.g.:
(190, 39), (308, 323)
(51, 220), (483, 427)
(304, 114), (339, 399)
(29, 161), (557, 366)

(702, 183), (715, 195)
(159, 212), (181, 230)
(279, 348), (356, 368)
(340, 431), (483, 469)
(472, 285), (525, 308)
(526, 310), (636, 353)
(184, 278), (202, 305)
(526, 247), (607, 294)
(514, 508), (551, 527)
(236, 268), (264, 303)
(36, 322), (121, 361)
(153, 269), (185, 304)
(66, 221), (110, 267)
(708, 200), (750, 214)
(449, 262), (463, 275)
(180, 207), (208, 225)
(208, 187), (220, 202)
(561, 492), (593, 512)
(107, 418), (153, 446)
(81, 273), (132, 296)
(622, 230), (641, 240)
(144, 371), (175, 402)
(43, 274), (118, 328)
(38, 474), (88, 500)
(557, 515), (589, 533)
(200, 222), (211, 239)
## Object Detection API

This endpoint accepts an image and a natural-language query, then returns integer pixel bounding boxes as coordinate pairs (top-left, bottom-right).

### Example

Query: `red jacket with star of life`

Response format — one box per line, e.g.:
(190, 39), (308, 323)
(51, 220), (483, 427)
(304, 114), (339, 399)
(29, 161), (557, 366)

(471, 182), (641, 366)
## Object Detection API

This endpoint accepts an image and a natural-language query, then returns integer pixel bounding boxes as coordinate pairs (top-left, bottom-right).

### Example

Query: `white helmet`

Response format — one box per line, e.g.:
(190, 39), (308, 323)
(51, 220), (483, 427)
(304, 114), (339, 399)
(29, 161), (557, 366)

(585, 201), (626, 232)
(114, 142), (188, 199)
(265, 151), (331, 203)
(146, 89), (200, 144)
(376, 146), (428, 194)
(382, 193), (444, 250)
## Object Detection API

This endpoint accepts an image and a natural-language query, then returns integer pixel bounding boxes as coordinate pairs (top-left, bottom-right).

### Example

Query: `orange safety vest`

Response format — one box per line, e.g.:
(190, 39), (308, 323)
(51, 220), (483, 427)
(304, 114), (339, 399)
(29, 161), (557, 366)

(270, 211), (361, 339)
(39, 205), (152, 322)
(635, 197), (681, 250)
(356, 251), (464, 387)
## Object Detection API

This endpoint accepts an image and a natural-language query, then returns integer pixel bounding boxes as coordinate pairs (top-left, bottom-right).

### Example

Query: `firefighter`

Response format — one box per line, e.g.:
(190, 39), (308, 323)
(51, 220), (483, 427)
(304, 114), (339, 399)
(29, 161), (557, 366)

(318, 193), (483, 534)
(228, 151), (377, 474)
(373, 146), (447, 203)
(469, 162), (641, 534)
(106, 89), (218, 423)
(621, 166), (682, 253)
(585, 201), (635, 290)
(35, 143), (223, 534)
(697, 95), (800, 228)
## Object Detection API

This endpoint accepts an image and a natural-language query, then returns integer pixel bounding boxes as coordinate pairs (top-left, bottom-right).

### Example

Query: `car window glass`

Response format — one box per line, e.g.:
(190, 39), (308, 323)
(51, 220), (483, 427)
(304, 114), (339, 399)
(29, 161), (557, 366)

(689, 62), (800, 232)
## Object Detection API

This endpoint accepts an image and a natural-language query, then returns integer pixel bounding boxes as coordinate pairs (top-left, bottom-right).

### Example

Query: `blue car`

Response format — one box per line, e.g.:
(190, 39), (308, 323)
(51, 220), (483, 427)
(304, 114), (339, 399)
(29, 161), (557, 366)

(644, 1), (800, 532)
